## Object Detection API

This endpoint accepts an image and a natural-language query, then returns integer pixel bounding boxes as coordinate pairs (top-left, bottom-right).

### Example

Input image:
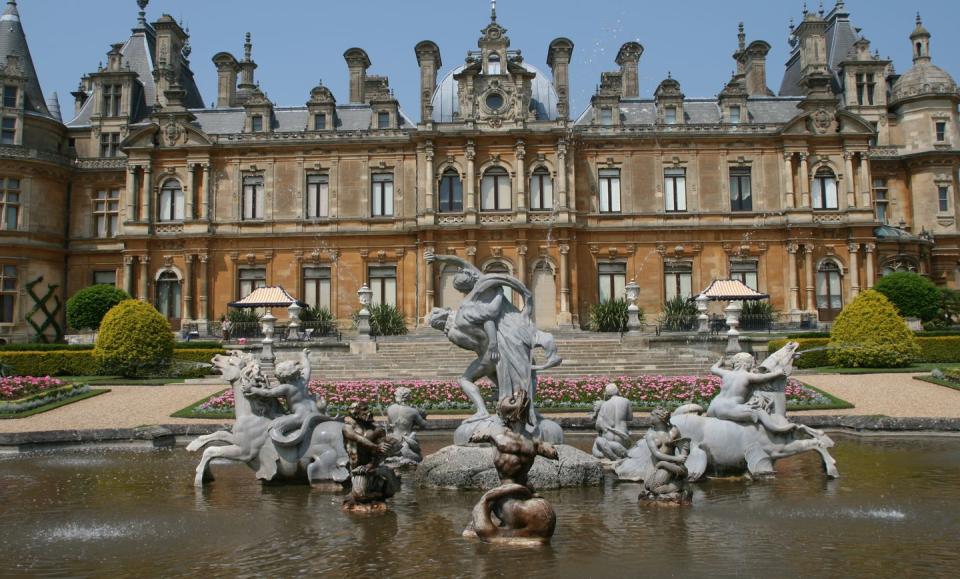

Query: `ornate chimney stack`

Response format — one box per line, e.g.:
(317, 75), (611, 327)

(615, 42), (643, 98)
(343, 48), (371, 104)
(547, 37), (575, 119)
(414, 41), (441, 123)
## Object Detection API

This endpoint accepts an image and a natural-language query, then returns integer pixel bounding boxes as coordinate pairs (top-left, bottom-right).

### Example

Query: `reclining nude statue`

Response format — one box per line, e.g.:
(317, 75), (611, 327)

(616, 342), (839, 482)
(463, 390), (559, 544)
(188, 350), (350, 486)
(425, 251), (563, 444)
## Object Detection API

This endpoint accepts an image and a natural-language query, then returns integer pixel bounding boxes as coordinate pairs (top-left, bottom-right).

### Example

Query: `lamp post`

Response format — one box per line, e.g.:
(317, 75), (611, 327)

(287, 302), (302, 340)
(696, 293), (710, 334)
(625, 279), (642, 334)
(724, 301), (742, 354)
(356, 284), (373, 340)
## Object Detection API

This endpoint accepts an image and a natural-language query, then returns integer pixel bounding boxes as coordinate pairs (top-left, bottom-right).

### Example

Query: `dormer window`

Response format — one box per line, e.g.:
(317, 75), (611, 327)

(729, 106), (741, 124)
(487, 53), (501, 75)
(251, 115), (263, 132)
(856, 73), (876, 106)
(377, 112), (390, 129)
(102, 84), (121, 117)
(665, 106), (677, 125)
(314, 113), (326, 131)
(2, 86), (17, 108)
(600, 108), (613, 125)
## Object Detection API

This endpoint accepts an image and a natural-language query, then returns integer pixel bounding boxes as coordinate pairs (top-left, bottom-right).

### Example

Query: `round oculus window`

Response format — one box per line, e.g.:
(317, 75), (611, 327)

(485, 93), (504, 110)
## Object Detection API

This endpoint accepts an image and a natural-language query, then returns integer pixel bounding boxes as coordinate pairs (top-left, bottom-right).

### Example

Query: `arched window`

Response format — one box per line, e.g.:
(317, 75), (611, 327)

(487, 53), (501, 75)
(483, 261), (514, 304)
(812, 168), (838, 210)
(158, 179), (184, 221)
(816, 261), (843, 321)
(156, 271), (181, 321)
(438, 169), (463, 213)
(480, 166), (511, 211)
(530, 167), (553, 211)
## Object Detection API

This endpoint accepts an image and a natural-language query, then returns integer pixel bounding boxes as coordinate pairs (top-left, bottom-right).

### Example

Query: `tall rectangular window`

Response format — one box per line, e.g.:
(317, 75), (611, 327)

(664, 262), (693, 301)
(100, 132), (120, 157)
(0, 264), (16, 323)
(730, 261), (758, 291)
(377, 112), (390, 129)
(866, 73), (875, 105)
(600, 108), (613, 125)
(306, 174), (329, 218)
(1, 178), (19, 231)
(303, 266), (331, 310)
(371, 173), (394, 217)
(438, 170), (463, 213)
(729, 167), (752, 212)
(939, 186), (950, 212)
(598, 262), (626, 304)
(855, 73), (865, 105)
(93, 270), (117, 286)
(251, 115), (263, 132)
(238, 268), (266, 299)
(598, 169), (620, 213)
(314, 113), (326, 130)
(664, 106), (677, 124)
(242, 174), (264, 220)
(369, 265), (397, 307)
(2, 86), (17, 108)
(664, 167), (687, 212)
(102, 84), (121, 117)
(94, 189), (120, 237)
(873, 177), (888, 223)
(480, 167), (511, 211)
(729, 106), (741, 124)
(936, 121), (947, 142)
(530, 167), (553, 210)
(1, 117), (15, 144)
(812, 169), (839, 210)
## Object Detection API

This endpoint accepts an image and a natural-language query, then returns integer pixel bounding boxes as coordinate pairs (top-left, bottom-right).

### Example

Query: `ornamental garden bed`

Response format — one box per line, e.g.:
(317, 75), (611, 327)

(173, 374), (852, 420)
(0, 376), (108, 419)
(913, 367), (960, 393)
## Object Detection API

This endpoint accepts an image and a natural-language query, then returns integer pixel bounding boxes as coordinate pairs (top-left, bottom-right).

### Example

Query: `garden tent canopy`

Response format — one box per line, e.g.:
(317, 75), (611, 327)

(697, 279), (769, 301)
(228, 286), (306, 308)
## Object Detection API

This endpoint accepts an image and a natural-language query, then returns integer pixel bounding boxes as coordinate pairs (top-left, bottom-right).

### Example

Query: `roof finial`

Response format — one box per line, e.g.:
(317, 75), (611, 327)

(738, 22), (745, 51)
(136, 0), (148, 26)
(818, 1), (824, 17)
(491, 0), (496, 22)
(802, 2), (808, 16)
(916, 11), (922, 26)
(244, 32), (252, 62)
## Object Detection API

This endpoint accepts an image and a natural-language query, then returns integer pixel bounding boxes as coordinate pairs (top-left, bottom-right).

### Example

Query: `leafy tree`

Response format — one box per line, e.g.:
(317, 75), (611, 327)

(828, 290), (919, 368)
(874, 271), (941, 322)
(95, 300), (174, 377)
(66, 285), (131, 331)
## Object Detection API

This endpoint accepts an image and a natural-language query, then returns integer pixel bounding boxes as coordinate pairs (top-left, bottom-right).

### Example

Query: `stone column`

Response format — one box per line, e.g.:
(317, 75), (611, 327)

(843, 152), (856, 208)
(140, 166), (153, 223)
(186, 164), (196, 220)
(847, 242), (860, 299)
(558, 243), (572, 326)
(783, 153), (795, 209)
(803, 244), (815, 313)
(423, 246), (435, 322)
(864, 243), (876, 288)
(798, 153), (810, 207)
(198, 254), (209, 334)
(859, 154), (872, 208)
(787, 243), (800, 315)
(516, 244), (527, 288)
(123, 255), (135, 295)
(424, 141), (435, 214)
(515, 139), (526, 211)
(465, 140), (476, 213)
(201, 163), (212, 221)
(125, 166), (138, 222)
(138, 255), (150, 301)
(557, 138), (569, 209)
(183, 254), (194, 321)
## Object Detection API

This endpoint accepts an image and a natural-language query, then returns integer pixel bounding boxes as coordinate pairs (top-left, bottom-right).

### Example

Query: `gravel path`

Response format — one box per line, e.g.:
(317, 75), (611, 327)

(2, 373), (959, 433)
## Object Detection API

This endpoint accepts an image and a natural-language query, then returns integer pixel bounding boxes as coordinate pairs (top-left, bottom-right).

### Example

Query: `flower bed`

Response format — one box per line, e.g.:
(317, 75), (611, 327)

(190, 374), (834, 416)
(0, 376), (94, 415)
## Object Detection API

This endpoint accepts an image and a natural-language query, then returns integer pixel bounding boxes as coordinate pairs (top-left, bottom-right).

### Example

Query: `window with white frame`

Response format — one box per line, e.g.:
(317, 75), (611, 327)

(0, 264), (16, 323)
(530, 167), (553, 211)
(664, 167), (687, 212)
(93, 270), (117, 286)
(664, 262), (693, 301)
(438, 169), (463, 213)
(94, 189), (120, 237)
(368, 265), (397, 307)
(377, 112), (390, 129)
(306, 174), (329, 218)
(242, 174), (264, 220)
(729, 167), (752, 212)
(600, 108), (613, 125)
(872, 177), (888, 223)
(729, 261), (758, 291)
(939, 185), (950, 212)
(812, 168), (838, 210)
(816, 261), (843, 317)
(371, 172), (394, 217)
(598, 262), (626, 304)
(480, 166), (511, 211)
(238, 268), (266, 299)
(1, 177), (19, 230)
(664, 106), (677, 124)
(158, 179), (184, 222)
(303, 266), (331, 310)
(729, 105), (741, 124)
(598, 168), (620, 213)
(487, 53), (501, 75)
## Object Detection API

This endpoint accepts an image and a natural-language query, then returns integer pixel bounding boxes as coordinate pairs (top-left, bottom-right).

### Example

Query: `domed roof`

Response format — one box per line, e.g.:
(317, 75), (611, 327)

(891, 61), (958, 105)
(430, 62), (559, 123)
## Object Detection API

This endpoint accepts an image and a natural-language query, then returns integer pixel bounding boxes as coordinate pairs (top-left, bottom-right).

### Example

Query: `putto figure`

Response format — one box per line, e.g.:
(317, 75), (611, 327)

(386, 386), (428, 466)
(342, 401), (402, 512)
(637, 407), (691, 504)
(591, 383), (633, 461)
(463, 390), (559, 544)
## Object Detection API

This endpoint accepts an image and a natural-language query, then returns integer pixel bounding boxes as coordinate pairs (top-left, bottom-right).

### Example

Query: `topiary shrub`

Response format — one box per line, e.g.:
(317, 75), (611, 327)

(873, 271), (941, 322)
(353, 304), (408, 336)
(66, 285), (132, 331)
(828, 290), (920, 368)
(94, 300), (174, 377)
(589, 298), (634, 332)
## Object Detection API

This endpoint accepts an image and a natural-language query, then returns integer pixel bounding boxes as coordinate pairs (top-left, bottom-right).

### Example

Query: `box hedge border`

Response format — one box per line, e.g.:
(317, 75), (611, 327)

(0, 348), (224, 377)
(770, 336), (960, 368)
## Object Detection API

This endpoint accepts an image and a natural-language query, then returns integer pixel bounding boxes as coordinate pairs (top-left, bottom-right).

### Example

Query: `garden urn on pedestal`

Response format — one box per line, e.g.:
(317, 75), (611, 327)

(287, 302), (302, 339)
(260, 312), (276, 366)
(356, 284), (373, 340)
(625, 279), (642, 334)
(724, 301), (742, 354)
(696, 293), (709, 334)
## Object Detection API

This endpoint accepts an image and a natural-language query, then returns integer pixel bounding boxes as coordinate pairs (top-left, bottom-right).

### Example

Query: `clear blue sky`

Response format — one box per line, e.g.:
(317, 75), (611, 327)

(20, 0), (960, 121)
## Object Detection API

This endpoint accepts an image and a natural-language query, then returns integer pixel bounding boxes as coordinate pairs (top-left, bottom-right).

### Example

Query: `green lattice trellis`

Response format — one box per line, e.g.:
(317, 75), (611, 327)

(25, 276), (64, 343)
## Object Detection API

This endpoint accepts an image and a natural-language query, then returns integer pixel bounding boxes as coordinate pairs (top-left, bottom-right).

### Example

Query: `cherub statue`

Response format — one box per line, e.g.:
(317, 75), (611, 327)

(591, 383), (633, 461)
(463, 390), (559, 543)
(342, 401), (402, 512)
(638, 407), (691, 504)
(708, 353), (796, 434)
(386, 386), (428, 466)
(244, 349), (329, 446)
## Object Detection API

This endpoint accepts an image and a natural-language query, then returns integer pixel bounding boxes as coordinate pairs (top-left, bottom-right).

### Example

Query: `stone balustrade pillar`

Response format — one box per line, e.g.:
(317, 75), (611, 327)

(783, 153), (795, 209)
(138, 255), (150, 301)
(803, 244), (815, 314)
(848, 242), (860, 300)
(864, 243), (876, 288)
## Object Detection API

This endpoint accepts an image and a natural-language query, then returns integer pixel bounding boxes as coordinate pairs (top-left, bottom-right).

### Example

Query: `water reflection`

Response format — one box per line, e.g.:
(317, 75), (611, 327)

(0, 434), (958, 577)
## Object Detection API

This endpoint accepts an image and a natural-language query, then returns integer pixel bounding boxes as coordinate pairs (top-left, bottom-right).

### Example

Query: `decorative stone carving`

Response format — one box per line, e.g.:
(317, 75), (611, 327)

(342, 401), (402, 512)
(385, 386), (428, 467)
(637, 407), (692, 505)
(591, 383), (632, 461)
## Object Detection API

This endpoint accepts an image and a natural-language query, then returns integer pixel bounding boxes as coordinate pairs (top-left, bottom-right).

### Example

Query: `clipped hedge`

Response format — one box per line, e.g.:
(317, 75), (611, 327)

(0, 341), (223, 352)
(66, 284), (132, 331)
(95, 300), (174, 378)
(0, 351), (100, 376)
(828, 290), (919, 368)
(768, 338), (830, 369)
(915, 337), (960, 364)
(172, 348), (226, 364)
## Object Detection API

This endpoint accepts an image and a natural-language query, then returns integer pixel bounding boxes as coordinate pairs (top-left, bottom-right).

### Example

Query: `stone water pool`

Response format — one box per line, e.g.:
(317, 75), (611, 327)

(1, 433), (958, 577)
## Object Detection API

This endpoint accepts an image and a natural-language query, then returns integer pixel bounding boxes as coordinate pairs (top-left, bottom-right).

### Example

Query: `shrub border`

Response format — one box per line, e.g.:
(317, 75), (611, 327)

(0, 388), (109, 419)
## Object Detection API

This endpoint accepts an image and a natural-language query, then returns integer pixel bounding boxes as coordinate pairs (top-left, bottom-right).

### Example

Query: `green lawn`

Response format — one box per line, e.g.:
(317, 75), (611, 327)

(913, 375), (960, 393)
(0, 388), (110, 419)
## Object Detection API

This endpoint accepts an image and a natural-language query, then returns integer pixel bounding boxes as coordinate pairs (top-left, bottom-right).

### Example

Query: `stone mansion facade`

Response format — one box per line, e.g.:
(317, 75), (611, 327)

(1, 0), (959, 341)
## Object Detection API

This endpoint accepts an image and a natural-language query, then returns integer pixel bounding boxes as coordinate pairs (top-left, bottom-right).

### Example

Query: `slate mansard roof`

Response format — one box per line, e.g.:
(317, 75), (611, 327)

(187, 104), (416, 135)
(575, 97), (804, 127)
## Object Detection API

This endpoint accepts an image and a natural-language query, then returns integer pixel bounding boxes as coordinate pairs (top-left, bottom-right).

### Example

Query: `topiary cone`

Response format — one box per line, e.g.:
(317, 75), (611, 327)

(94, 300), (175, 378)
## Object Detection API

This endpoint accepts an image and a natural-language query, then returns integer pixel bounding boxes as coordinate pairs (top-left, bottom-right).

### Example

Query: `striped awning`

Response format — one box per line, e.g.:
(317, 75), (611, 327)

(228, 286), (306, 308)
(697, 279), (769, 301)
